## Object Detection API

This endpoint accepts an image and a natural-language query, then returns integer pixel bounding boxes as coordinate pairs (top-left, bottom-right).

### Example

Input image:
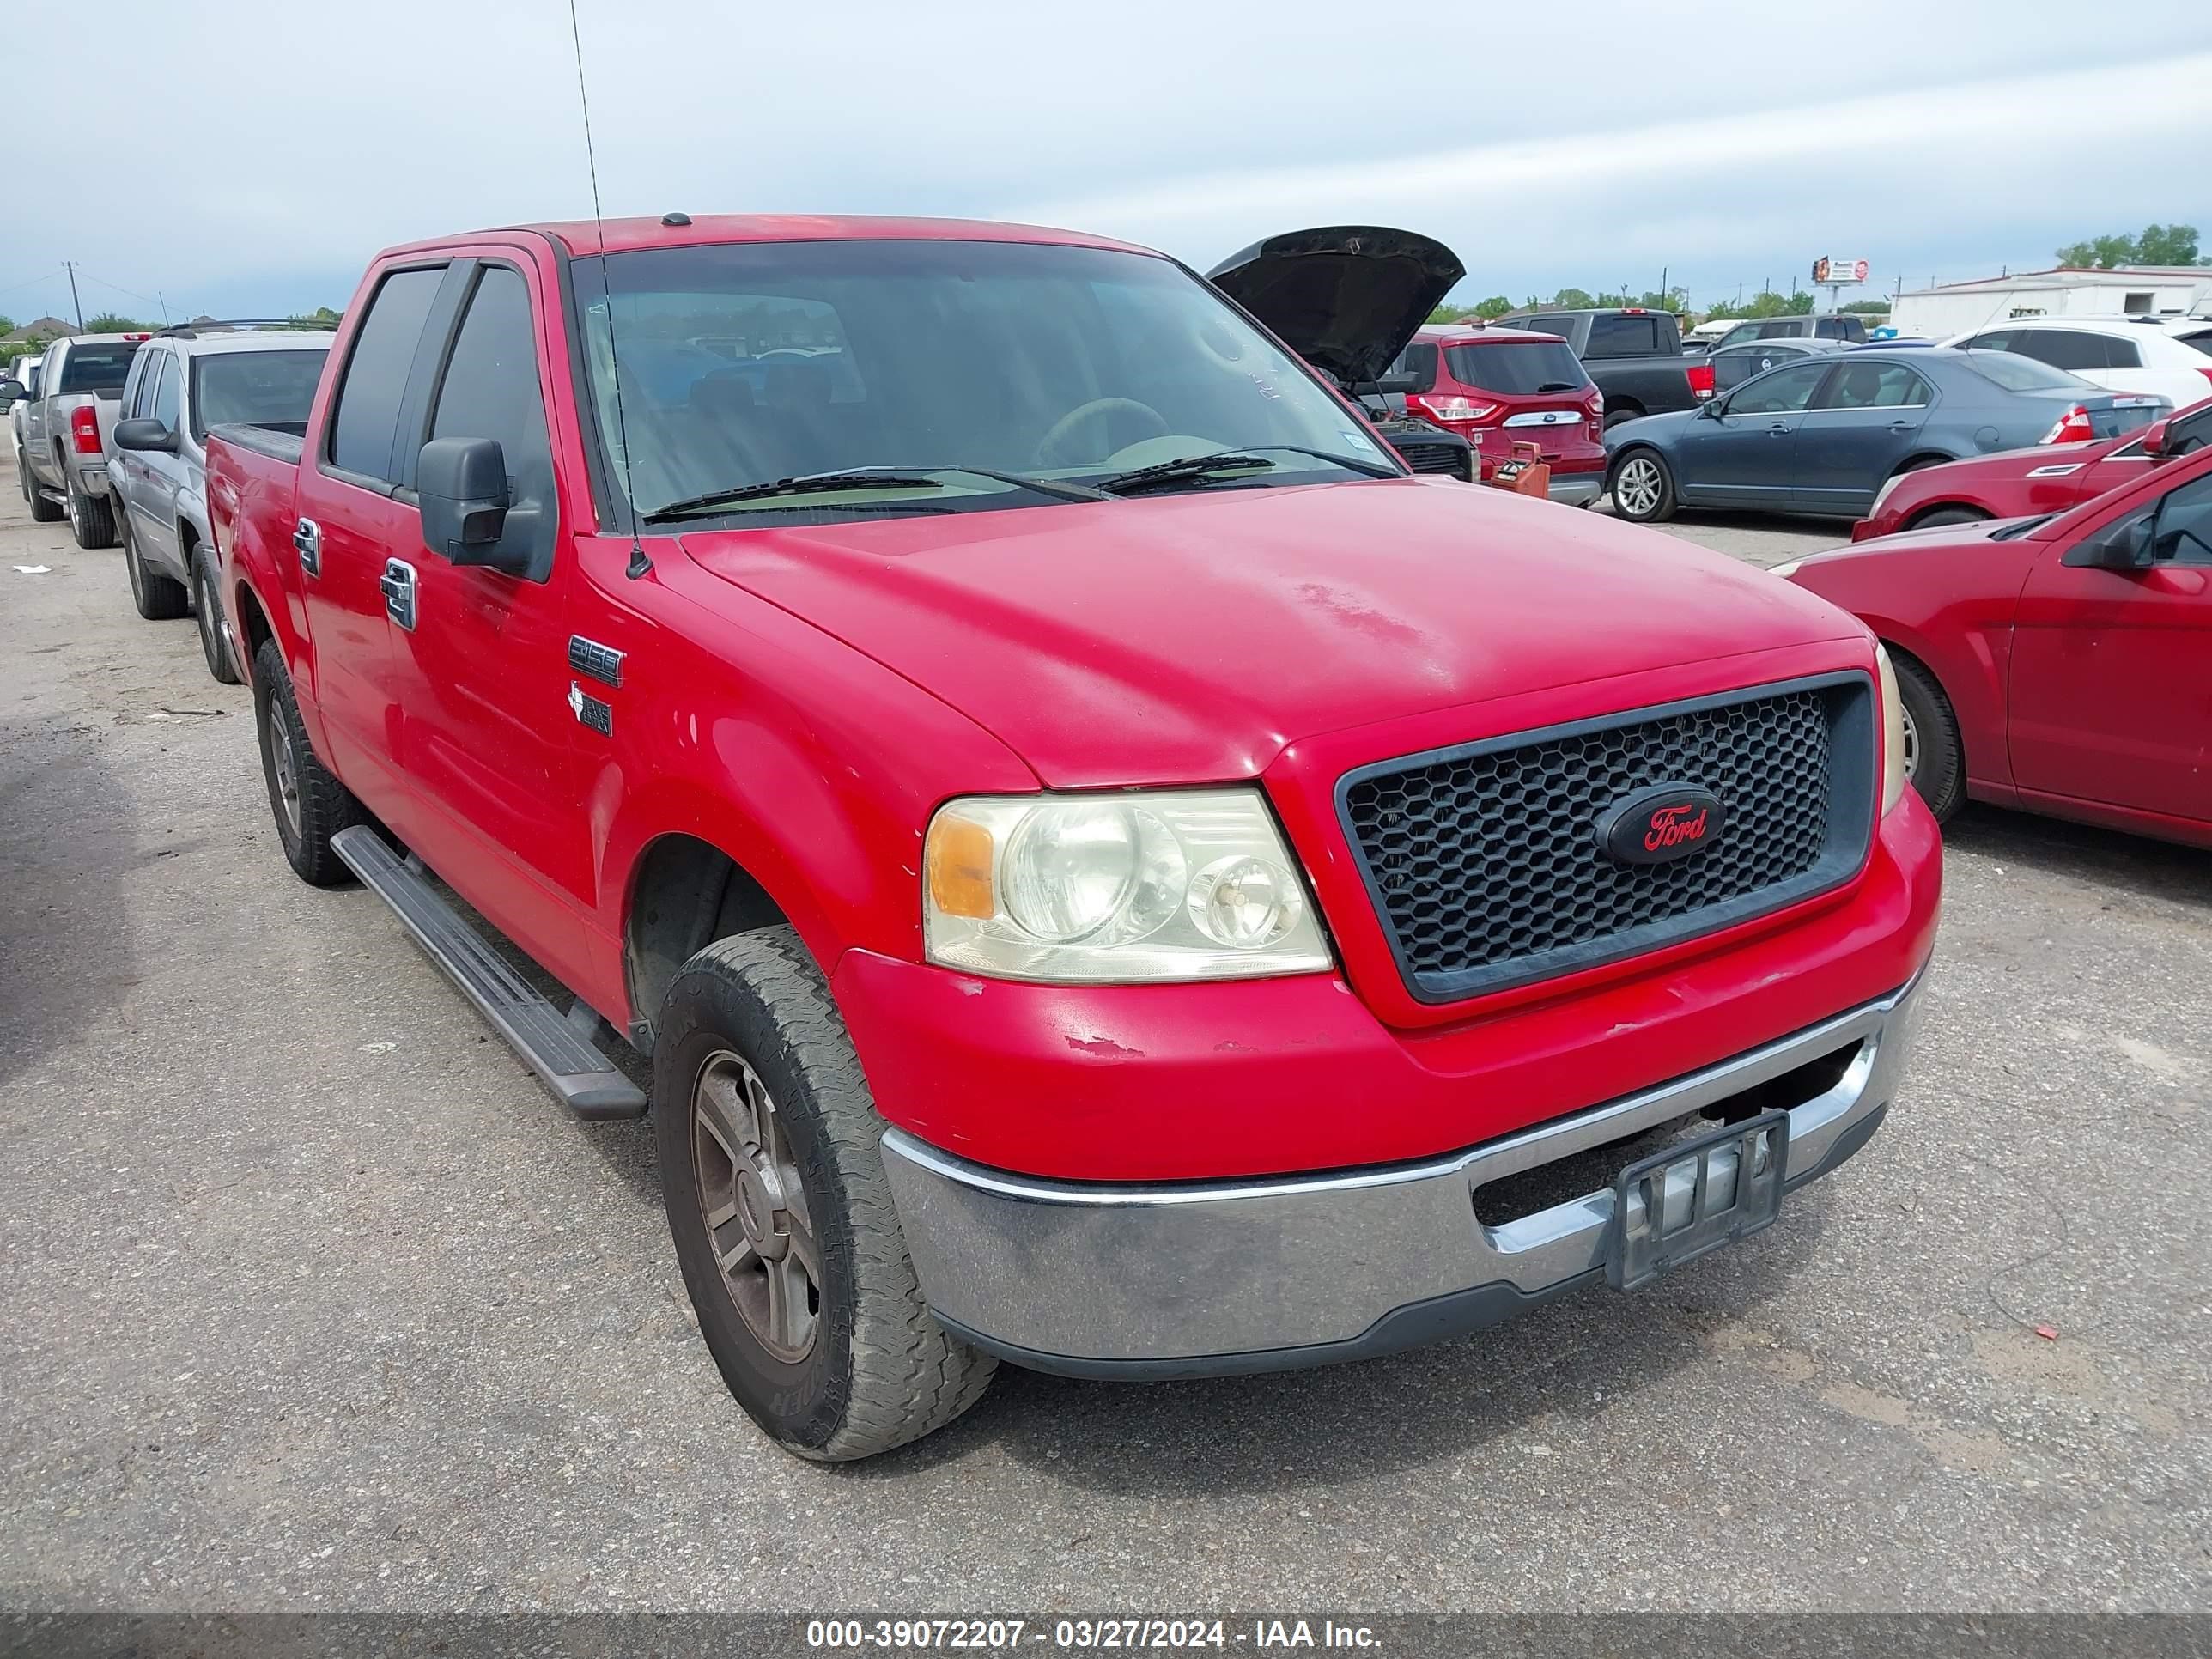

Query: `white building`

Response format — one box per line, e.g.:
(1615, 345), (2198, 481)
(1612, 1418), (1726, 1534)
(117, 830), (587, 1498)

(1891, 266), (2212, 338)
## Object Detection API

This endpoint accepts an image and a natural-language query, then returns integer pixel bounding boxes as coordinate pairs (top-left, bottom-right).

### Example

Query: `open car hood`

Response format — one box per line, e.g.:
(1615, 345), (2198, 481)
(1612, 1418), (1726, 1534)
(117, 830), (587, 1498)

(1206, 226), (1464, 390)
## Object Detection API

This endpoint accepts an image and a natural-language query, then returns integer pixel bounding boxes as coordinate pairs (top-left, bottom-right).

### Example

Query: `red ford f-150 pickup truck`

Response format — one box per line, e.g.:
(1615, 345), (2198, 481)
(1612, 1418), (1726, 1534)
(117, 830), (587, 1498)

(206, 215), (1942, 1462)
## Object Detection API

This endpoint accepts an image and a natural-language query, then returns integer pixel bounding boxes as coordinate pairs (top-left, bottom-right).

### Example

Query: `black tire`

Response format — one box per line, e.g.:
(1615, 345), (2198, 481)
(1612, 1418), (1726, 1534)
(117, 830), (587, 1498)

(191, 545), (241, 683)
(1906, 506), (1989, 532)
(1608, 447), (1677, 523)
(66, 471), (117, 549)
(25, 450), (62, 522)
(252, 637), (365, 886)
(654, 928), (995, 1462)
(1891, 651), (1965, 823)
(1602, 405), (1644, 432)
(123, 517), (190, 619)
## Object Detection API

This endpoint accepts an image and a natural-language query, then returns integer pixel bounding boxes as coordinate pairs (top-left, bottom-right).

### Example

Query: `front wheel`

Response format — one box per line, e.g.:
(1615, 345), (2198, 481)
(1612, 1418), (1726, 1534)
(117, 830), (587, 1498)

(1609, 449), (1677, 523)
(1892, 652), (1965, 823)
(654, 928), (995, 1461)
(1906, 506), (1989, 532)
(125, 521), (190, 619)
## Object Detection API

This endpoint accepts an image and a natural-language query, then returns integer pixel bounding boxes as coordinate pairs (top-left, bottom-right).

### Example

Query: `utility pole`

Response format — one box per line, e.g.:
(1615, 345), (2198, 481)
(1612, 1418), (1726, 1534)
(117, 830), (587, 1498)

(155, 290), (170, 325)
(1660, 265), (1668, 306)
(64, 260), (84, 331)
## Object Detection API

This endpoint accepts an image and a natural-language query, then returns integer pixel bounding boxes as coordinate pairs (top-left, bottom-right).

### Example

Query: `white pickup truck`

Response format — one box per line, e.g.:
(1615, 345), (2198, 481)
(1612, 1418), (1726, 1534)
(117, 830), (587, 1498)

(12, 331), (148, 547)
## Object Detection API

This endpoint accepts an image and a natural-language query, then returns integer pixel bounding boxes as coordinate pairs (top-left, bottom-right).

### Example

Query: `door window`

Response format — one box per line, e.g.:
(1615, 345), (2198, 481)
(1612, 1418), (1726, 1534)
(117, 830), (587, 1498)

(150, 352), (182, 432)
(1521, 315), (1577, 342)
(1727, 361), (1832, 416)
(2011, 330), (2112, 372)
(2103, 336), (2143, 368)
(1814, 362), (1930, 410)
(121, 349), (154, 419)
(426, 265), (555, 541)
(328, 265), (445, 483)
(2151, 472), (2212, 565)
(1389, 341), (1439, 392)
(1586, 314), (1658, 357)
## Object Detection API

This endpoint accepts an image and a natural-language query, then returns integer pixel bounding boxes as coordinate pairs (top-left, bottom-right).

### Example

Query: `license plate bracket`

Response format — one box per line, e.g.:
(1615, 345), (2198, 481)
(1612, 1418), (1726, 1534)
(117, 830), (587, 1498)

(1608, 1109), (1790, 1291)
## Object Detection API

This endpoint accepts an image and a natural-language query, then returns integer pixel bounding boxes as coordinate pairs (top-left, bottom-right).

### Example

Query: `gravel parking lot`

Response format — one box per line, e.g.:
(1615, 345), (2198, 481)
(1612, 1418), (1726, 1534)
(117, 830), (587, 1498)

(2, 454), (2206, 1616)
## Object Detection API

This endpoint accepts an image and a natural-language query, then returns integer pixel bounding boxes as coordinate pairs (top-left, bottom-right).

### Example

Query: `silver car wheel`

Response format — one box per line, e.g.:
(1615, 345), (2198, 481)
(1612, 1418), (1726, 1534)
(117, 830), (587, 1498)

(1899, 702), (1920, 781)
(1616, 457), (1662, 518)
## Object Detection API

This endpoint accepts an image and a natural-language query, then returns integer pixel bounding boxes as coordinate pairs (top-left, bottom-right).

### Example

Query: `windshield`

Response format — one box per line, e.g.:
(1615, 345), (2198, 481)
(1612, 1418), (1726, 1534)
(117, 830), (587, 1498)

(577, 239), (1395, 522)
(57, 343), (142, 397)
(1952, 350), (2086, 393)
(1443, 341), (1589, 396)
(191, 349), (330, 440)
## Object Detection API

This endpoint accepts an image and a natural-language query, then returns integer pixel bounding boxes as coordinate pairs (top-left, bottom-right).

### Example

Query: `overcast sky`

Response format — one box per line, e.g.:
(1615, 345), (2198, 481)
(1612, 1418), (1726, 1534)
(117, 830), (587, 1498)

(9, 0), (2211, 325)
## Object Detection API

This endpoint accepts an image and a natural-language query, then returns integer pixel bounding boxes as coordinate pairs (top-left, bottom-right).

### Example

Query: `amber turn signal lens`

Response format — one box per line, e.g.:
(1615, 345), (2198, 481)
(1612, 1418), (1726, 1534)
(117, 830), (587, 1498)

(925, 812), (996, 919)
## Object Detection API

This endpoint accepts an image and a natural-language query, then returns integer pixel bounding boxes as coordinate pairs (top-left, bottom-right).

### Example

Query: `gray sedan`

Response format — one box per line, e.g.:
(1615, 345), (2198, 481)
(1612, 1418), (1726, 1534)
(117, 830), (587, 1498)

(1603, 346), (2170, 523)
(1705, 336), (1842, 396)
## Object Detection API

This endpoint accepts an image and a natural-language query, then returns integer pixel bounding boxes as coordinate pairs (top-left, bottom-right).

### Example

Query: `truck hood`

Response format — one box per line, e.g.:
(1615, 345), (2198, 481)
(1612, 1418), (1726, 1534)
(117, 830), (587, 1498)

(1206, 226), (1464, 390)
(679, 481), (1863, 787)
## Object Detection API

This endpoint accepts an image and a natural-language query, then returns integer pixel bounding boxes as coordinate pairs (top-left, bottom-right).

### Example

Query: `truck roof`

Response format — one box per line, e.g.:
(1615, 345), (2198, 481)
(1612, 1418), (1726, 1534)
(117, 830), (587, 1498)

(385, 214), (1158, 261)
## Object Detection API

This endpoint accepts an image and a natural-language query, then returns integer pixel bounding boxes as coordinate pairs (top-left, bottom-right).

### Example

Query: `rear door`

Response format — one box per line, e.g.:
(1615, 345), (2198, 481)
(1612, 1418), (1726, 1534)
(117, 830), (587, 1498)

(2008, 463), (2212, 826)
(291, 261), (456, 795)
(1789, 359), (1934, 516)
(1673, 358), (1829, 507)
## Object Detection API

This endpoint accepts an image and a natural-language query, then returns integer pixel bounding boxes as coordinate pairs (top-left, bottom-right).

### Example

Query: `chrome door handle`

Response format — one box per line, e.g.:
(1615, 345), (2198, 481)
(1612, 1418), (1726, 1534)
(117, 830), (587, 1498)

(380, 558), (418, 632)
(293, 517), (322, 576)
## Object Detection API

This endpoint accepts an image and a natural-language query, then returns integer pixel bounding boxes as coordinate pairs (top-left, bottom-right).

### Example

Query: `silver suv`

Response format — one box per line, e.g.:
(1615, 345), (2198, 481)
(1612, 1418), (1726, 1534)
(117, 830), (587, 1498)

(15, 332), (148, 546)
(109, 323), (331, 681)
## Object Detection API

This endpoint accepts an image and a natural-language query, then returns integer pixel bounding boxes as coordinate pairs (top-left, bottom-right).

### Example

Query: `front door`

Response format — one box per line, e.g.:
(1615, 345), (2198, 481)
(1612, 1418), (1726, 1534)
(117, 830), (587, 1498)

(1790, 360), (1935, 518)
(1674, 359), (1829, 508)
(133, 349), (188, 574)
(2008, 465), (2212, 828)
(382, 254), (593, 987)
(290, 262), (454, 795)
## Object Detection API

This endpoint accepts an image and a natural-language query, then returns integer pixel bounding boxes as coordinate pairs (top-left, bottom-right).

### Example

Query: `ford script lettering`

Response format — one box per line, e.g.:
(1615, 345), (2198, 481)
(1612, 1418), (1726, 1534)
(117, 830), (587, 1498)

(1597, 784), (1727, 867)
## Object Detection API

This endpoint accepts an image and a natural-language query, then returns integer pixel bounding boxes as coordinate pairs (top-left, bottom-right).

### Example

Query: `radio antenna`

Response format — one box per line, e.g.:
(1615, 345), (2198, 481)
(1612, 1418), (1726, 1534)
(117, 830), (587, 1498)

(566, 0), (651, 580)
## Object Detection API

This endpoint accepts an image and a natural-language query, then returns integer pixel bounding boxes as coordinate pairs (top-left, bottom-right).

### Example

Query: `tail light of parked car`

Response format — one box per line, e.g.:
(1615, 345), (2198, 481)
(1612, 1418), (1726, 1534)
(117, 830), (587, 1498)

(1411, 394), (1500, 427)
(2039, 405), (2097, 446)
(1686, 361), (1715, 400)
(69, 406), (101, 455)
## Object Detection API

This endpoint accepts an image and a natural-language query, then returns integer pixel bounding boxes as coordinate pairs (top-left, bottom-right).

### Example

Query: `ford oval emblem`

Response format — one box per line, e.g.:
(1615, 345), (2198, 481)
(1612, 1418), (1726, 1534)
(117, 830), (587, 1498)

(1597, 782), (1725, 866)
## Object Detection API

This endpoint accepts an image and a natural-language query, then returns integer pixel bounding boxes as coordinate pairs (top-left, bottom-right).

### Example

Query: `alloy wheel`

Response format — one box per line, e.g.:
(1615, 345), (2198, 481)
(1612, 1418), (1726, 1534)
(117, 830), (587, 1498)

(691, 1048), (820, 1363)
(268, 711), (303, 838)
(1615, 457), (1662, 518)
(1899, 702), (1919, 781)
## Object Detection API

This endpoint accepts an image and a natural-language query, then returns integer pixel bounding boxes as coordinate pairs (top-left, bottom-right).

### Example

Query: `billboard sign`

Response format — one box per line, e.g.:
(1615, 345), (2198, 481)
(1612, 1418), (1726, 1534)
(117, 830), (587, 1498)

(1812, 258), (1871, 285)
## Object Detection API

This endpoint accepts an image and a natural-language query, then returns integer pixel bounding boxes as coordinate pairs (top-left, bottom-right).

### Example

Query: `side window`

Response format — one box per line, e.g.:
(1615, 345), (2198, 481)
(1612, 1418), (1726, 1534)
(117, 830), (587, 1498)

(1586, 314), (1658, 357)
(149, 352), (182, 431)
(2104, 336), (2142, 368)
(428, 265), (554, 517)
(2152, 472), (2212, 565)
(2015, 330), (2108, 372)
(121, 349), (154, 419)
(1523, 315), (1577, 343)
(1814, 362), (1932, 410)
(1728, 361), (1832, 416)
(1390, 342), (1438, 392)
(1957, 331), (2009, 353)
(1814, 318), (1849, 340)
(328, 266), (446, 483)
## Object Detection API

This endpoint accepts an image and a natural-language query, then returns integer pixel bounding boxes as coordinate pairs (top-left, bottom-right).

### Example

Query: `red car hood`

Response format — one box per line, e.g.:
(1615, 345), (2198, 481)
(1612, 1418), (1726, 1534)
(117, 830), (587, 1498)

(681, 479), (1863, 787)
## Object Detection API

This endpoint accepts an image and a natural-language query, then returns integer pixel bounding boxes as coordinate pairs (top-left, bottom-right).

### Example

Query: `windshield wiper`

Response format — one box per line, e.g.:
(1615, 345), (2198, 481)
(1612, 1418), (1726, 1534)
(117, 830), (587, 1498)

(1535, 380), (1583, 392)
(1989, 514), (2055, 541)
(645, 465), (1113, 522)
(1090, 445), (1397, 495)
(645, 471), (945, 522)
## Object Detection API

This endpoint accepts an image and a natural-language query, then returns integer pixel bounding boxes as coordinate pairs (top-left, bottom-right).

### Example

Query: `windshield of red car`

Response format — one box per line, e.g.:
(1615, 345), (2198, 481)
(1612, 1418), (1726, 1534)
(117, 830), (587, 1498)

(578, 239), (1391, 521)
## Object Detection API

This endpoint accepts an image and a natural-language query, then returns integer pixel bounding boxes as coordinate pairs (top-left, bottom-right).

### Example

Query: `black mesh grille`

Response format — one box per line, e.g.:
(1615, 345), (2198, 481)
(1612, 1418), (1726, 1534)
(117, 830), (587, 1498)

(1340, 679), (1873, 1001)
(1397, 441), (1471, 478)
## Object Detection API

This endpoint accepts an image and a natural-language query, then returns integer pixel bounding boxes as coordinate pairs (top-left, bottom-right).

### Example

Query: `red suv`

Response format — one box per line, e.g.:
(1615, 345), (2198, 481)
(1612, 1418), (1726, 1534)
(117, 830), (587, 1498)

(1395, 325), (1607, 505)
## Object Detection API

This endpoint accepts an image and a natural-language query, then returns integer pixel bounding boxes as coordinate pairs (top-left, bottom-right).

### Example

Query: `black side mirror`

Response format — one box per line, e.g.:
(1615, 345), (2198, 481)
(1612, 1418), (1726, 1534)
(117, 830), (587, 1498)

(1698, 397), (1724, 419)
(417, 436), (523, 574)
(2063, 512), (2154, 571)
(114, 417), (179, 453)
(0, 379), (22, 403)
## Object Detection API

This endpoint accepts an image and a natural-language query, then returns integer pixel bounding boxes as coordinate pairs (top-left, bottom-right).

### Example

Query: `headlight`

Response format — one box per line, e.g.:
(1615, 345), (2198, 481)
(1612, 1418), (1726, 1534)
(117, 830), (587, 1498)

(1768, 560), (1802, 580)
(1875, 644), (1908, 815)
(1869, 471), (1909, 516)
(923, 789), (1333, 982)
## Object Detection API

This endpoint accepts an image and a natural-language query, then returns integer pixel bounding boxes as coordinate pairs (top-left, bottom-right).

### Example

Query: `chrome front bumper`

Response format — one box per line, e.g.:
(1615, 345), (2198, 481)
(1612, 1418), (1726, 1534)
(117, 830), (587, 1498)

(880, 970), (1923, 1377)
